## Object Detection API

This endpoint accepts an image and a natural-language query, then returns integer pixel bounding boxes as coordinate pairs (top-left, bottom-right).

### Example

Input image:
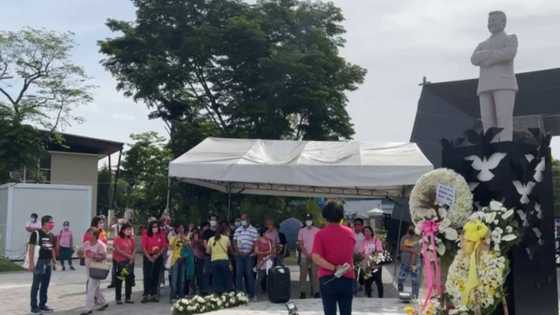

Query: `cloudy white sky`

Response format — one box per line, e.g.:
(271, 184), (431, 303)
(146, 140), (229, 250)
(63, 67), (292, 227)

(2, 0), (560, 157)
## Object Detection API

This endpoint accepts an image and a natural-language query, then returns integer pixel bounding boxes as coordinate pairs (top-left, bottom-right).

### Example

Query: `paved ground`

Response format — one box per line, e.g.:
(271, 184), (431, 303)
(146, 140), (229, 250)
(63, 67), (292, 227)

(0, 260), (402, 315)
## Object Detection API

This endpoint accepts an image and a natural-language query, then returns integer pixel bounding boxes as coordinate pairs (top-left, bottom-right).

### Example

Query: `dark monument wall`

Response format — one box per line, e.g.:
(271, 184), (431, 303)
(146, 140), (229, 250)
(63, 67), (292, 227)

(442, 139), (558, 315)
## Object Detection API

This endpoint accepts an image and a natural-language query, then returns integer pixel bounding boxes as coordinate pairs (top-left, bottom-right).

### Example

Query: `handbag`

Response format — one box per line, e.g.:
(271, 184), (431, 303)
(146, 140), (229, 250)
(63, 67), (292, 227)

(23, 231), (40, 270)
(89, 260), (111, 280)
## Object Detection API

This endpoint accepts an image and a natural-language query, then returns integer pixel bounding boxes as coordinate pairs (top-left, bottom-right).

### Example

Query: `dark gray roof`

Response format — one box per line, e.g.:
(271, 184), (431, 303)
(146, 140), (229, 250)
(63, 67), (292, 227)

(40, 130), (123, 156)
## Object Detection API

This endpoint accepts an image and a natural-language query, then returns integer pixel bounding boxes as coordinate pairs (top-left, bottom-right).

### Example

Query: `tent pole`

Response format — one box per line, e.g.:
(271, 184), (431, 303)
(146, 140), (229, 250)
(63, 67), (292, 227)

(227, 183), (232, 221)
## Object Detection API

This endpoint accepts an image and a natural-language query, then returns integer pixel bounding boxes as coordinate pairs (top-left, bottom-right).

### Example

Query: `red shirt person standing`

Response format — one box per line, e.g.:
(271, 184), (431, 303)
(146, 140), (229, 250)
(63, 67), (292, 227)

(312, 201), (356, 315)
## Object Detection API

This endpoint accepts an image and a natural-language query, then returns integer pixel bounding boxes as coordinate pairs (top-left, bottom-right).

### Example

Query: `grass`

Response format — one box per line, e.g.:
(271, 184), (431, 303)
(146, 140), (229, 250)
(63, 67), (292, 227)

(0, 257), (24, 272)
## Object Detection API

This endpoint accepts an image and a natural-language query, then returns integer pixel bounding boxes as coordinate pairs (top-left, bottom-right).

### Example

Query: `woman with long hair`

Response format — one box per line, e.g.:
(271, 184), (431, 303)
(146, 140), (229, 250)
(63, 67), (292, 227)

(113, 223), (135, 304)
(81, 228), (109, 315)
(141, 221), (167, 303)
(189, 228), (206, 295)
(206, 224), (232, 294)
(359, 226), (384, 298)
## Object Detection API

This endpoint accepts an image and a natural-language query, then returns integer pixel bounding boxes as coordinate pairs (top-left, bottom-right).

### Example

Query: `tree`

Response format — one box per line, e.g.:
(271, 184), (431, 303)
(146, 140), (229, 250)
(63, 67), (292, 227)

(99, 0), (366, 152)
(0, 28), (94, 181)
(121, 132), (172, 219)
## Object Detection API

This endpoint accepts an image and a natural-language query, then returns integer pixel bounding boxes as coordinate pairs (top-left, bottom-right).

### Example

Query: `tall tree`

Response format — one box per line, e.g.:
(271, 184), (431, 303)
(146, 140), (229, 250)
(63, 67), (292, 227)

(100, 0), (366, 154)
(121, 132), (172, 219)
(0, 28), (94, 182)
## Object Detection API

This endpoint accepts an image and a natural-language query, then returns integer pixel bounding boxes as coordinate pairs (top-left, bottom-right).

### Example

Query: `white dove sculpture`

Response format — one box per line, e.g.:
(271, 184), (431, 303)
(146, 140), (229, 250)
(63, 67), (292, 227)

(513, 181), (535, 204)
(517, 209), (529, 227)
(525, 154), (546, 182)
(464, 152), (507, 182)
(533, 203), (543, 220)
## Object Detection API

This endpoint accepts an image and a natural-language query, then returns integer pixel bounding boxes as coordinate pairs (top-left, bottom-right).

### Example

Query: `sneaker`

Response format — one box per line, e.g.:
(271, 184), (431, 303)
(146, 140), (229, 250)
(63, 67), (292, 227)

(299, 293), (306, 299)
(151, 296), (159, 303)
(97, 303), (109, 311)
(107, 284), (115, 289)
(141, 296), (150, 303)
(116, 300), (123, 305)
(70, 266), (76, 271)
(62, 266), (66, 271)
(125, 299), (134, 304)
(39, 306), (54, 313)
(80, 311), (92, 315)
(313, 293), (320, 299)
(30, 308), (42, 314)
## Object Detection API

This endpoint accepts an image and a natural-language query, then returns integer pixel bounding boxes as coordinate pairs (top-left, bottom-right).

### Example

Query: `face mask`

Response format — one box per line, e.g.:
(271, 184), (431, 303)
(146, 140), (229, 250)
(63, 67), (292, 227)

(234, 221), (241, 227)
(210, 220), (217, 228)
(31, 217), (37, 223)
(64, 226), (69, 230)
(241, 220), (248, 227)
(125, 230), (132, 236)
(98, 223), (104, 229)
(46, 222), (55, 231)
(152, 228), (159, 234)
(305, 220), (313, 227)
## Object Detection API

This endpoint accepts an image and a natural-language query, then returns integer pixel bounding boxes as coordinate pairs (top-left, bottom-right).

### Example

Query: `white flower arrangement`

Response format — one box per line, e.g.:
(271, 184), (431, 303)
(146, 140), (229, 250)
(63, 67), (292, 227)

(171, 292), (249, 315)
(410, 168), (474, 230)
(469, 201), (519, 255)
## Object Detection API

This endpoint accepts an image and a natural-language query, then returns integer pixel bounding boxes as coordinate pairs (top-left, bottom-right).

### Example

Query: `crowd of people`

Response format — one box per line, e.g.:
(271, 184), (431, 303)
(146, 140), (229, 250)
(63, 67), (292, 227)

(24, 201), (421, 315)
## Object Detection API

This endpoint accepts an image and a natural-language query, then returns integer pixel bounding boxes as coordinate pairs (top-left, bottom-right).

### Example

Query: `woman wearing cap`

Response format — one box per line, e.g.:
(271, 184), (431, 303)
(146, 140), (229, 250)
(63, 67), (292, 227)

(58, 221), (75, 271)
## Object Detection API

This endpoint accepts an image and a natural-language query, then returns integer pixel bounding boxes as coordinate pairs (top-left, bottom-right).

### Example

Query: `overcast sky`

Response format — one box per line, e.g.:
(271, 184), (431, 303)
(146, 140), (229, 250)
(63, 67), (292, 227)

(2, 0), (560, 157)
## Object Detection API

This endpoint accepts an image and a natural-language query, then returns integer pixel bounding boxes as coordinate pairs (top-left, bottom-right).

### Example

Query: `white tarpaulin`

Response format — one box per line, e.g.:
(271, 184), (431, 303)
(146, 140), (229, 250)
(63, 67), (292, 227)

(169, 137), (433, 198)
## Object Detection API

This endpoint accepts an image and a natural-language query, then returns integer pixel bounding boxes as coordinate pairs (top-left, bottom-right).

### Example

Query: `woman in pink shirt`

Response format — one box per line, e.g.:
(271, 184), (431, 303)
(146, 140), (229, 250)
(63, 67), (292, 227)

(359, 226), (384, 298)
(58, 221), (75, 271)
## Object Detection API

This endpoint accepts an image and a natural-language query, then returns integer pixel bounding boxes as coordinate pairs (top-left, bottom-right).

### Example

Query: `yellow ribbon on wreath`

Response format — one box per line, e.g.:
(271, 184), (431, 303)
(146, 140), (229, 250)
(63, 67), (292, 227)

(461, 219), (489, 305)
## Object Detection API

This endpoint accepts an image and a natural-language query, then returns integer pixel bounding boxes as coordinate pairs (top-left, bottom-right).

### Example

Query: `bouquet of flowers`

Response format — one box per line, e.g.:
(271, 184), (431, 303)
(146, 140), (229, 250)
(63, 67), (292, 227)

(171, 292), (249, 315)
(468, 201), (519, 255)
(362, 250), (393, 280)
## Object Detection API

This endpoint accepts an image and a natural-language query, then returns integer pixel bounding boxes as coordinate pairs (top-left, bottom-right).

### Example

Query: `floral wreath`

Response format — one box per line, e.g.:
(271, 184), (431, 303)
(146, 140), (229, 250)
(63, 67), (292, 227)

(409, 168), (473, 230)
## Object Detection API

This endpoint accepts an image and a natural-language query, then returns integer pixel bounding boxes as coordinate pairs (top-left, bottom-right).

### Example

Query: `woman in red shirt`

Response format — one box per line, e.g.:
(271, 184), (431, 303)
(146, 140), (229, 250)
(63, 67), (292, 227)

(254, 229), (273, 294)
(141, 221), (167, 303)
(359, 226), (384, 298)
(312, 201), (356, 315)
(113, 223), (135, 304)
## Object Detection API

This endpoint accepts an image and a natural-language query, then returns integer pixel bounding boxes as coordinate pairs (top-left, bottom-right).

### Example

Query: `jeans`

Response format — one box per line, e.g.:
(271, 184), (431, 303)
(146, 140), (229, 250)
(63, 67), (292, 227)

(193, 256), (205, 294)
(211, 260), (232, 294)
(85, 275), (106, 311)
(30, 259), (52, 310)
(319, 276), (353, 315)
(143, 255), (163, 297)
(200, 256), (212, 295)
(398, 263), (419, 298)
(170, 259), (186, 299)
(235, 255), (256, 298)
(115, 261), (133, 301)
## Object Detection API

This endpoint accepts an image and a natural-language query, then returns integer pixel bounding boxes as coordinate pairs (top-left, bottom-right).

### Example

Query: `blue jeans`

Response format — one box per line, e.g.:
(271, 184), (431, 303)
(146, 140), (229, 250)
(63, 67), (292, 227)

(319, 276), (353, 315)
(235, 255), (256, 298)
(398, 263), (419, 298)
(170, 259), (186, 299)
(30, 259), (52, 310)
(211, 260), (232, 294)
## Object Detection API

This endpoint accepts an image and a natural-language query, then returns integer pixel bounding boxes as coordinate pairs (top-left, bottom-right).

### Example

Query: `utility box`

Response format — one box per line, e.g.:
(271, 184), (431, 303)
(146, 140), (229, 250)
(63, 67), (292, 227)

(0, 183), (92, 260)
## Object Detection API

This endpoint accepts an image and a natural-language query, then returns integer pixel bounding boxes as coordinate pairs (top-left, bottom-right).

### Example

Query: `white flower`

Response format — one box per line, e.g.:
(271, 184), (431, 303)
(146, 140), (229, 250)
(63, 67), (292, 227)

(502, 234), (517, 242)
(502, 209), (514, 220)
(438, 207), (448, 219)
(437, 242), (446, 256)
(490, 200), (503, 211)
(485, 212), (497, 224)
(443, 227), (458, 241)
(506, 226), (513, 233)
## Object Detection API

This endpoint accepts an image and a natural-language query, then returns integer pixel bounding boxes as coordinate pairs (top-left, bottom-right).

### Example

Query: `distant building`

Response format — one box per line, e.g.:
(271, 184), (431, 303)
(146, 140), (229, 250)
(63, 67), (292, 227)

(7, 131), (123, 216)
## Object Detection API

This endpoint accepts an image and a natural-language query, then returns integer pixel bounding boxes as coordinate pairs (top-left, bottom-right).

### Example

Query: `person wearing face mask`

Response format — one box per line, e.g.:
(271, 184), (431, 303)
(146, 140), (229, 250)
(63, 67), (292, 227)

(141, 221), (167, 303)
(113, 223), (136, 304)
(297, 213), (320, 299)
(359, 226), (384, 298)
(201, 215), (218, 295)
(263, 218), (280, 265)
(398, 225), (420, 298)
(28, 215), (57, 314)
(233, 213), (258, 300)
(26, 213), (42, 233)
(58, 221), (75, 271)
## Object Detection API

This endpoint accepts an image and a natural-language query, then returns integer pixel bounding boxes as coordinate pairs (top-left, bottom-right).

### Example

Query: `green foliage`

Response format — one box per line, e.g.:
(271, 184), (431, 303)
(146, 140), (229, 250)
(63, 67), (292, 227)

(99, 0), (365, 151)
(120, 132), (172, 220)
(97, 166), (129, 215)
(0, 120), (44, 182)
(0, 256), (24, 272)
(0, 28), (94, 128)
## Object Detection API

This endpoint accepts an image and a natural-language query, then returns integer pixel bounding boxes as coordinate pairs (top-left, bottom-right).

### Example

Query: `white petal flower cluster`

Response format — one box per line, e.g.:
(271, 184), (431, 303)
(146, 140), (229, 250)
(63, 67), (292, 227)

(171, 291), (249, 315)
(471, 200), (520, 256)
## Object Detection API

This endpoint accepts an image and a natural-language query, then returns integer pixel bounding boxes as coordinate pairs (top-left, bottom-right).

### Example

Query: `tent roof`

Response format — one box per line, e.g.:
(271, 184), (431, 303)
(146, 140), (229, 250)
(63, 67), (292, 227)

(169, 137), (433, 198)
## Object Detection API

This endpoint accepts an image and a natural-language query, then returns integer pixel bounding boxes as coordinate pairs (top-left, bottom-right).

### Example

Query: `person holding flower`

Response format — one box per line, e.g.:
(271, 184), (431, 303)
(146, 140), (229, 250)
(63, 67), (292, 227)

(81, 228), (109, 315)
(255, 228), (273, 294)
(398, 225), (421, 299)
(169, 224), (188, 302)
(359, 226), (384, 298)
(141, 221), (167, 303)
(113, 223), (135, 304)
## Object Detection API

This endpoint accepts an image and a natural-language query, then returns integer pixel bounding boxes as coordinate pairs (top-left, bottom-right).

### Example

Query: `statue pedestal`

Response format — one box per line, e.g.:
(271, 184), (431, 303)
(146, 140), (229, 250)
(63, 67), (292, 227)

(442, 140), (558, 315)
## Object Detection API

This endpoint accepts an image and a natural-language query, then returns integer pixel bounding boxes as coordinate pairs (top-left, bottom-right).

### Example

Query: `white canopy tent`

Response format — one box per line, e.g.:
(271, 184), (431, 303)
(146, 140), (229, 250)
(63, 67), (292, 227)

(168, 137), (433, 199)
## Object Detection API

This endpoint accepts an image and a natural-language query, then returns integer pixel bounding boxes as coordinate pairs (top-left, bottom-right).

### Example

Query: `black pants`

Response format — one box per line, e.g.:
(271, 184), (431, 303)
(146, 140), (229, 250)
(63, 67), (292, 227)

(143, 255), (163, 297)
(115, 262), (133, 301)
(30, 259), (52, 310)
(362, 267), (383, 298)
(319, 276), (353, 315)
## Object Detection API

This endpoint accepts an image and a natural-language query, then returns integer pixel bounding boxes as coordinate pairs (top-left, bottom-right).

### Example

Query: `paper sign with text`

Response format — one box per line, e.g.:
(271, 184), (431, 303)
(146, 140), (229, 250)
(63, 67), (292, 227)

(436, 184), (456, 206)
